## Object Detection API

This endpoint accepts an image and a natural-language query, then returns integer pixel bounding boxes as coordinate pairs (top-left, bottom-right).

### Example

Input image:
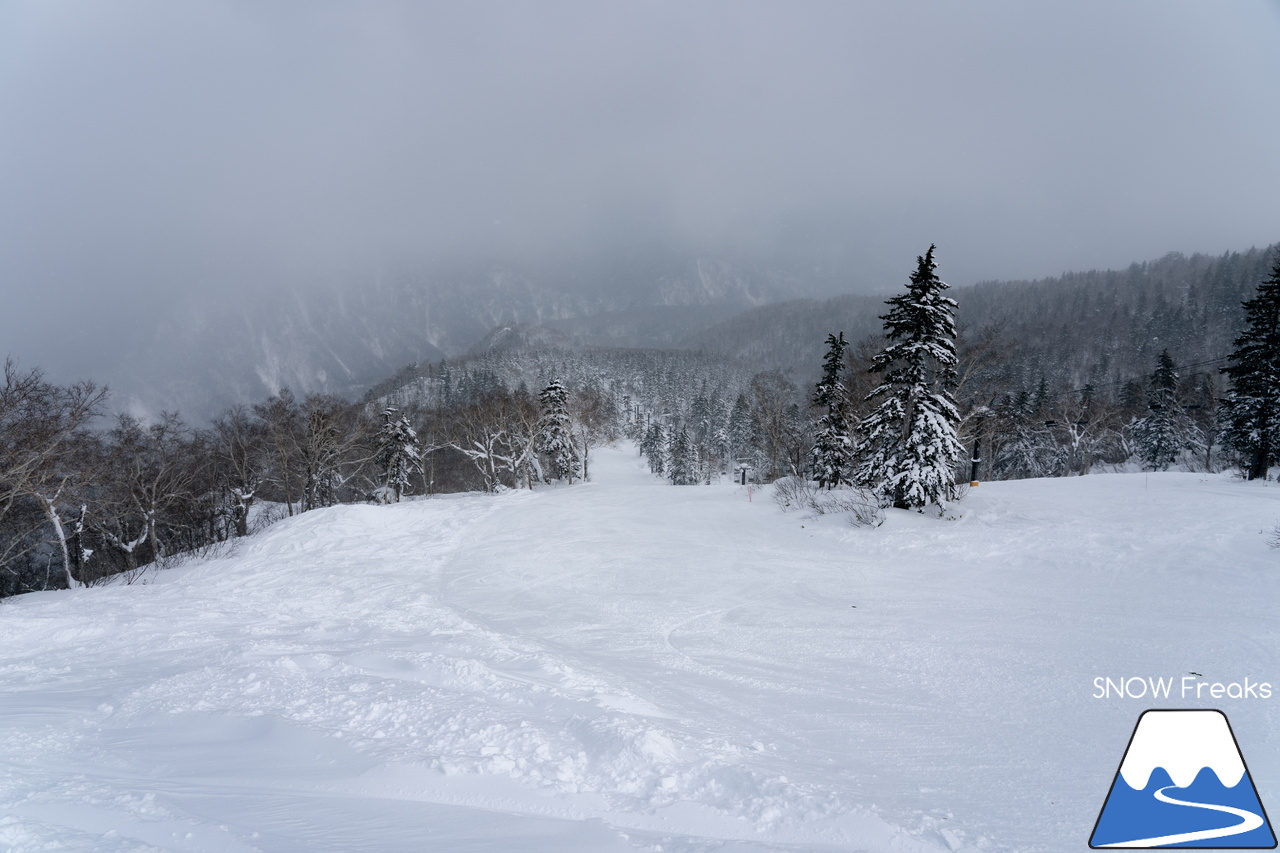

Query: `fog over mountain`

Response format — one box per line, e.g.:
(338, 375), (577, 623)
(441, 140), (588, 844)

(2, 1), (1279, 413)
(111, 246), (802, 420)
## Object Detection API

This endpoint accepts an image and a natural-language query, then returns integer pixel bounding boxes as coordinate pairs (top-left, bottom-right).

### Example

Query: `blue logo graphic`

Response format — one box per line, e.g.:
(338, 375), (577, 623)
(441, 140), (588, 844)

(1091, 709), (1276, 848)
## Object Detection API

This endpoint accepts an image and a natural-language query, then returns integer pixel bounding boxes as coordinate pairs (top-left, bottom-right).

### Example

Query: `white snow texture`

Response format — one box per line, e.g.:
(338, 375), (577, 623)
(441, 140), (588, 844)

(1, 444), (1277, 852)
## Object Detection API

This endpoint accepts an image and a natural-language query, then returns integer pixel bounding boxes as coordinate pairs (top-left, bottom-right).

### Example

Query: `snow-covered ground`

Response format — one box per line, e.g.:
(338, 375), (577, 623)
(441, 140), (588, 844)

(2, 446), (1278, 852)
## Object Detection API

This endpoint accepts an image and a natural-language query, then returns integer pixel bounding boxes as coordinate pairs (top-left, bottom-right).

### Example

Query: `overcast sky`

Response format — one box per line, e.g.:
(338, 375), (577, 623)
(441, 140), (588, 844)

(3, 1), (1279, 377)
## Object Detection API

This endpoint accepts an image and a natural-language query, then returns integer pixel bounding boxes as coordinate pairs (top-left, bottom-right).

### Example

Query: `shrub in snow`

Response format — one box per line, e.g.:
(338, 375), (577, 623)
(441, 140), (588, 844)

(772, 476), (884, 528)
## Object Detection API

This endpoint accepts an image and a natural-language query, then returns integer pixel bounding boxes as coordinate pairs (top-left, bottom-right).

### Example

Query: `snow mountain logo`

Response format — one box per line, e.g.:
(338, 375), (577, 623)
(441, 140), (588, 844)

(1090, 710), (1276, 848)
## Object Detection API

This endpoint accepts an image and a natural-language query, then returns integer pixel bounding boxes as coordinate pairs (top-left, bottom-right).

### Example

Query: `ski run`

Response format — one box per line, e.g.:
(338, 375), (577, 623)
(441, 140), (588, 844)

(2, 444), (1277, 852)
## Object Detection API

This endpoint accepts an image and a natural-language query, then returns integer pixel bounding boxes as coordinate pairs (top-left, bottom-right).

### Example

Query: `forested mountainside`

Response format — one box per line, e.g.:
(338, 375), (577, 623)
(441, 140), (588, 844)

(103, 243), (1275, 425)
(368, 338), (755, 424)
(6, 242), (1278, 599)
(545, 304), (744, 350)
(684, 245), (1279, 395)
(959, 246), (1274, 393)
(109, 249), (802, 423)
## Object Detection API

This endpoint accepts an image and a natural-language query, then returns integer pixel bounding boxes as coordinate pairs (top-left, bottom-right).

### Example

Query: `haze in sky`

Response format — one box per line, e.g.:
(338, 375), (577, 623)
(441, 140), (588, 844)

(2, 1), (1279, 379)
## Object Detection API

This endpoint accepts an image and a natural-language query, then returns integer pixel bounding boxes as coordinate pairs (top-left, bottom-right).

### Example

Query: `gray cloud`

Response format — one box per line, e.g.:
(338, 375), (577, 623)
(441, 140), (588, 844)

(3, 1), (1279, 378)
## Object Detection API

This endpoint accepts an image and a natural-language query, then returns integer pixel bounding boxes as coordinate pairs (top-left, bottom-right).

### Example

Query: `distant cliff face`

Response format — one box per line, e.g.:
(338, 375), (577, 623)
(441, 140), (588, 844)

(105, 250), (804, 422)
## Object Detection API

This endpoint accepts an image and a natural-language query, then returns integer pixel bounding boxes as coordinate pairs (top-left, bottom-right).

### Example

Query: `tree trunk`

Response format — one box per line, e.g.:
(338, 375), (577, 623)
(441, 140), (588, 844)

(40, 496), (75, 589)
(1250, 444), (1268, 481)
(233, 490), (252, 537)
(146, 509), (161, 562)
(69, 505), (88, 584)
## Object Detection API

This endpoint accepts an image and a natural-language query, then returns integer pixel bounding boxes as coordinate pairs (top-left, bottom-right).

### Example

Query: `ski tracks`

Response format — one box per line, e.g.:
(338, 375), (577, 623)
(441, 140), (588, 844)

(423, 455), (946, 851)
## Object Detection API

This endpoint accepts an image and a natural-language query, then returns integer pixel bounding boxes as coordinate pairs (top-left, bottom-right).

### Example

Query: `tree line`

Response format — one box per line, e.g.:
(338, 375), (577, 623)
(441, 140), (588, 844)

(685, 244), (1277, 408)
(636, 247), (1280, 511)
(0, 366), (620, 598)
(5, 247), (1278, 596)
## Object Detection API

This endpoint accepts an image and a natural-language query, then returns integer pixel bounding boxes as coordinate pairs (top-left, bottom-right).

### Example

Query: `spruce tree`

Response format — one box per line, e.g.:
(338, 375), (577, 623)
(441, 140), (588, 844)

(666, 425), (699, 485)
(991, 390), (1059, 480)
(641, 421), (667, 475)
(1222, 257), (1280, 480)
(853, 245), (964, 509)
(710, 422), (731, 472)
(727, 393), (754, 462)
(536, 380), (581, 483)
(689, 392), (712, 446)
(375, 407), (422, 503)
(810, 332), (852, 489)
(1133, 349), (1187, 471)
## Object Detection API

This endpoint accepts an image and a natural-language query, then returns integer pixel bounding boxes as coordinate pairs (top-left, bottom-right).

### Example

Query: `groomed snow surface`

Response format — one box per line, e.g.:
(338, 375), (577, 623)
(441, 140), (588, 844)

(2, 445), (1277, 852)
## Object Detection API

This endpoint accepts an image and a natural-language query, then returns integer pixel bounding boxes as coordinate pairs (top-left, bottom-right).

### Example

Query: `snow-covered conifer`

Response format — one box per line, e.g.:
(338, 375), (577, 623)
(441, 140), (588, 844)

(710, 422), (731, 471)
(375, 407), (422, 503)
(1132, 350), (1190, 471)
(641, 421), (667, 475)
(854, 245), (964, 509)
(727, 393), (754, 462)
(991, 391), (1062, 479)
(1221, 257), (1280, 480)
(536, 380), (581, 483)
(666, 425), (699, 485)
(689, 392), (712, 446)
(620, 394), (644, 442)
(810, 332), (852, 489)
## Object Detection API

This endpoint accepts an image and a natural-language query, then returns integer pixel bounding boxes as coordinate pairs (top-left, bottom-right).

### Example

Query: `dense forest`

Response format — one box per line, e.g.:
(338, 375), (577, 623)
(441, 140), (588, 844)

(1, 244), (1276, 598)
(688, 245), (1276, 389)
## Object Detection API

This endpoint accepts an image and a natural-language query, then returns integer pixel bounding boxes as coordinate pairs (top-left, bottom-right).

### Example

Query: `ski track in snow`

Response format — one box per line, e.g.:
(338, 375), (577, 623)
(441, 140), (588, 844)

(1, 446), (1278, 852)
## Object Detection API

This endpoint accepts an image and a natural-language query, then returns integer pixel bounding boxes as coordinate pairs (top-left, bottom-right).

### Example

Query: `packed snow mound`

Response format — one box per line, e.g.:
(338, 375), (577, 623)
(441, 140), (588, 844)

(2, 446), (1278, 852)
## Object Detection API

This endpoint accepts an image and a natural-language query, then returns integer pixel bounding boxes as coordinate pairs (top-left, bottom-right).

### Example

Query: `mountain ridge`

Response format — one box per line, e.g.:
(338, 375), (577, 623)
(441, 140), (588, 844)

(107, 249), (806, 422)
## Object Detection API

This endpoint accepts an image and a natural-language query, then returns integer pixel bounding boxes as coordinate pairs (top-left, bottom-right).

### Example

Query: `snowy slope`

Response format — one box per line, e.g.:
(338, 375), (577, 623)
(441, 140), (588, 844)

(2, 448), (1278, 852)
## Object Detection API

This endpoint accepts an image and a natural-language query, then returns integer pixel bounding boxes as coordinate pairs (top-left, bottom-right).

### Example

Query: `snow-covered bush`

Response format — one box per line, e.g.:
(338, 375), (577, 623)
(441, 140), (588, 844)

(772, 476), (816, 512)
(772, 476), (884, 527)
